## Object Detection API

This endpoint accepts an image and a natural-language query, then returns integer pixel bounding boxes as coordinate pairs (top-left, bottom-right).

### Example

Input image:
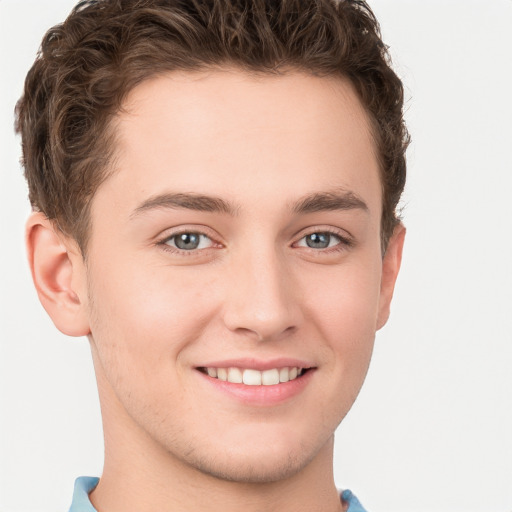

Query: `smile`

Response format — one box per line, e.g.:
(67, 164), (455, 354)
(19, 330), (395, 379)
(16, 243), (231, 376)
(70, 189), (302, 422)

(199, 366), (308, 385)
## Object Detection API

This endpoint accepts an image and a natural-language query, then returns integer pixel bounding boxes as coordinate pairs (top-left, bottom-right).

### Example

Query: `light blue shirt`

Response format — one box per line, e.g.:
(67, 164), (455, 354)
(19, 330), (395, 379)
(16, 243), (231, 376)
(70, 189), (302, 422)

(68, 476), (368, 512)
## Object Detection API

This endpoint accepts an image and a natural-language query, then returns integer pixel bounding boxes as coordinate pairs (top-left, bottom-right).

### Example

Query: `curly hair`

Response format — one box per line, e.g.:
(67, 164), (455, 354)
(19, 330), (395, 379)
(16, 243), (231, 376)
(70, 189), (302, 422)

(15, 0), (409, 254)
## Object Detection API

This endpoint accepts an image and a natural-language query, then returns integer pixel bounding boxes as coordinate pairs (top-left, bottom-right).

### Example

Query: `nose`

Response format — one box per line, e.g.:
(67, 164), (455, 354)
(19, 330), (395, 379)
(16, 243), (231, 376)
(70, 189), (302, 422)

(221, 248), (303, 342)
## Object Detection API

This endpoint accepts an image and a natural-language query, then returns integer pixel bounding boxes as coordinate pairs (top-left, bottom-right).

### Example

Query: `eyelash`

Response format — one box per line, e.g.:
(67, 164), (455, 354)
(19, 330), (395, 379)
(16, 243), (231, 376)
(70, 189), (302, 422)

(293, 228), (354, 253)
(156, 227), (353, 256)
(157, 230), (219, 255)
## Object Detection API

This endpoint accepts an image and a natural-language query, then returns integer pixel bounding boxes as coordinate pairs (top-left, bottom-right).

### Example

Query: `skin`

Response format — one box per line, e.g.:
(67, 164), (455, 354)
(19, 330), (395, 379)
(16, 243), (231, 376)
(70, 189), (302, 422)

(27, 68), (405, 512)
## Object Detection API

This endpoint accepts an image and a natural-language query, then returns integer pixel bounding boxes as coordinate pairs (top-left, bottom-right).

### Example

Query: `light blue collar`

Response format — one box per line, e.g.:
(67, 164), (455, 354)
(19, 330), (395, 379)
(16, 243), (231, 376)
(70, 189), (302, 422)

(341, 489), (368, 512)
(68, 477), (99, 512)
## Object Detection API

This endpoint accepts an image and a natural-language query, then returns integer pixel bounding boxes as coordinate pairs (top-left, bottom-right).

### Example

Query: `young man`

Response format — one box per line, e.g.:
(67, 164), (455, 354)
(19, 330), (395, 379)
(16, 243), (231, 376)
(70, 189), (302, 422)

(16, 0), (408, 510)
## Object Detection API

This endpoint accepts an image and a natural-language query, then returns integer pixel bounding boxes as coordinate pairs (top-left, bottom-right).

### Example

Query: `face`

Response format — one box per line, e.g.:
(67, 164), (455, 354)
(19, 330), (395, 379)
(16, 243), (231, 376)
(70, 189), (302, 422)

(74, 68), (399, 482)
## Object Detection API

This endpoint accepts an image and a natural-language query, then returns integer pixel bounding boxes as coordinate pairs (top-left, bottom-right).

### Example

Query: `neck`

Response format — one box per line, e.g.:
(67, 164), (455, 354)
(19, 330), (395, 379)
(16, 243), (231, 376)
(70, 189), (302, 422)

(92, 438), (342, 512)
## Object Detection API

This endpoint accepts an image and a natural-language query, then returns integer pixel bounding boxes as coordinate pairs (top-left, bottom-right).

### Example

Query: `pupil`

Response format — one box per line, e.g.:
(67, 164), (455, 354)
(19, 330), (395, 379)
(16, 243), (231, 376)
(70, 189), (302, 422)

(307, 233), (330, 249)
(176, 233), (200, 250)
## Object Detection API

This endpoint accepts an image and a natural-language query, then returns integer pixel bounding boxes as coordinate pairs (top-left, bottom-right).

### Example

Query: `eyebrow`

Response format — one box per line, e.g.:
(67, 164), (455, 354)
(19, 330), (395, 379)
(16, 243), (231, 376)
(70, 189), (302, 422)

(292, 190), (369, 214)
(130, 192), (238, 218)
(130, 188), (368, 219)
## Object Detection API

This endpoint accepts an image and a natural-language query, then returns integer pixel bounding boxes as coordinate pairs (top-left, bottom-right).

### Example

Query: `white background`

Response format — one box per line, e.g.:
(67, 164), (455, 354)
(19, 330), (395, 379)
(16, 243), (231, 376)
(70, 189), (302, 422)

(1, 1), (511, 511)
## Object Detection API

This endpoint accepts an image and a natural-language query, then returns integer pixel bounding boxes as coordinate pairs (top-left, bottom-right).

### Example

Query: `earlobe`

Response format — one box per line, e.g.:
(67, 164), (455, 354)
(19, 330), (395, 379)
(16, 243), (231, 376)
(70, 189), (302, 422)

(376, 223), (406, 330)
(26, 212), (90, 337)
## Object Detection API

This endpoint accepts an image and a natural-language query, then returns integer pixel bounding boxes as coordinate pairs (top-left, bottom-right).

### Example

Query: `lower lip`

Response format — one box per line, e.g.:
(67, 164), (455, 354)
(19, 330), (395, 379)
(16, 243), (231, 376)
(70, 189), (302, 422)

(196, 369), (315, 406)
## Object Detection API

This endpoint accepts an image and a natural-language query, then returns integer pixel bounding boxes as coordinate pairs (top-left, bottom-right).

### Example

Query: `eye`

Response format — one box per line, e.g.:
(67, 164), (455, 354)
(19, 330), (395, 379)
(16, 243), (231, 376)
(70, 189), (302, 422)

(163, 232), (213, 251)
(296, 232), (343, 249)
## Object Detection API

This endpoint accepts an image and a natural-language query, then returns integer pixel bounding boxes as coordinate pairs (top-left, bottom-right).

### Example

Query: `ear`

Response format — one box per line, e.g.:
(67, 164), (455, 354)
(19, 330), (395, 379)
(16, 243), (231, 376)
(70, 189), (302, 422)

(26, 212), (90, 337)
(376, 223), (406, 330)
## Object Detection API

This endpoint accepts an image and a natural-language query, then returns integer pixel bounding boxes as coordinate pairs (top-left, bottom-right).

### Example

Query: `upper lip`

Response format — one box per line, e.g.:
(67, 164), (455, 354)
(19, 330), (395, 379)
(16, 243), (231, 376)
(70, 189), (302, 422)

(196, 357), (316, 371)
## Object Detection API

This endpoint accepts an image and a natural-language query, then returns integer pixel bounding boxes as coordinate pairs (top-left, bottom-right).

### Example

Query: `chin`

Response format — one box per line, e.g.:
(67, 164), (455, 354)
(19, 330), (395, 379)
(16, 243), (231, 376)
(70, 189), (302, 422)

(186, 449), (312, 484)
(172, 429), (330, 484)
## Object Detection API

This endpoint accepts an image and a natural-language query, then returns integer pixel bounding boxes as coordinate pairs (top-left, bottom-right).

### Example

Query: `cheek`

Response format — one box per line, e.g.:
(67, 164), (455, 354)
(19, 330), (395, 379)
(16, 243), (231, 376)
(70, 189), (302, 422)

(301, 256), (382, 386)
(85, 259), (217, 384)
(305, 256), (382, 336)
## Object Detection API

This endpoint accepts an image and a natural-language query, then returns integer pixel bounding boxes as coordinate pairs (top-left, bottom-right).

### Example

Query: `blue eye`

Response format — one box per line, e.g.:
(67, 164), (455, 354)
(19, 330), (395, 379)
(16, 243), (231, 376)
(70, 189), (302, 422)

(164, 232), (213, 251)
(297, 232), (342, 249)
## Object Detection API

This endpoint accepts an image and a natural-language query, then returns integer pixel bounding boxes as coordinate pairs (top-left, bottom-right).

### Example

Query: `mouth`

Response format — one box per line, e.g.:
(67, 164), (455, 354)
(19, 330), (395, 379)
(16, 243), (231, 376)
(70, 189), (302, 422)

(197, 366), (312, 386)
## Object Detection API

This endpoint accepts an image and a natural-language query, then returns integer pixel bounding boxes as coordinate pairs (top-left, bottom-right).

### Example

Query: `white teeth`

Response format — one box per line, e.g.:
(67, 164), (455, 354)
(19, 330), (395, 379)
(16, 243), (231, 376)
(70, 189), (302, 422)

(204, 366), (305, 385)
(243, 369), (262, 386)
(227, 367), (243, 384)
(279, 367), (289, 383)
(262, 368), (279, 385)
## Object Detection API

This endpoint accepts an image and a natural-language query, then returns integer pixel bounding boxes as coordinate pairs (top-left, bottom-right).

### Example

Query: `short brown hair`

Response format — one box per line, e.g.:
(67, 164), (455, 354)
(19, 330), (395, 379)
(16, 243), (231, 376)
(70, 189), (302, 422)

(15, 0), (409, 254)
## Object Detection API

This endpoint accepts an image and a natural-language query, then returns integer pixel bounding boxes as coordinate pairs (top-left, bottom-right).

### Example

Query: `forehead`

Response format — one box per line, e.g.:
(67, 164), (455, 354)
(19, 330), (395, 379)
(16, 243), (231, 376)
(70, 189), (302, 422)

(96, 68), (381, 219)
